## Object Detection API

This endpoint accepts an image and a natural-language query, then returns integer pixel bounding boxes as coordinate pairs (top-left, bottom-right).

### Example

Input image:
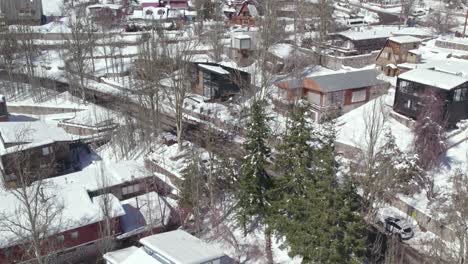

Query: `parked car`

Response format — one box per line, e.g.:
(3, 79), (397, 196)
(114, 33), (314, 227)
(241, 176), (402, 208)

(411, 8), (427, 17)
(384, 217), (414, 240)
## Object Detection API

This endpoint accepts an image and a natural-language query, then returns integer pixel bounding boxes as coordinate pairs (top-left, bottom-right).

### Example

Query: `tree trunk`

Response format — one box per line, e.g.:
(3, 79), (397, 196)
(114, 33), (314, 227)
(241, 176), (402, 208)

(265, 229), (274, 264)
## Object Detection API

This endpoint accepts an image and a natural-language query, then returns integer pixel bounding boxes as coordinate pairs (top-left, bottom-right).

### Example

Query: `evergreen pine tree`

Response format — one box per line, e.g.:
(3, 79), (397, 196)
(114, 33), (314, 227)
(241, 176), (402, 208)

(236, 99), (273, 229)
(306, 123), (367, 264)
(235, 99), (274, 262)
(271, 114), (367, 264)
(269, 102), (315, 240)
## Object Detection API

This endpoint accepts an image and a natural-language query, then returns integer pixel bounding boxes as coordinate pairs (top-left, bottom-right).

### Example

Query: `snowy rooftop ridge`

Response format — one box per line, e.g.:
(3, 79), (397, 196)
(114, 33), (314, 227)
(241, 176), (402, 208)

(336, 25), (400, 41)
(398, 68), (468, 90)
(389, 36), (421, 44)
(140, 229), (228, 264)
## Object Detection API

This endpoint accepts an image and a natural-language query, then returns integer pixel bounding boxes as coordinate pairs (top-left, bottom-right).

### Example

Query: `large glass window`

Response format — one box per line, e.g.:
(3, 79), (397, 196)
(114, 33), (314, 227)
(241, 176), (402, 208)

(351, 90), (366, 103)
(454, 87), (468, 102)
(122, 184), (141, 195)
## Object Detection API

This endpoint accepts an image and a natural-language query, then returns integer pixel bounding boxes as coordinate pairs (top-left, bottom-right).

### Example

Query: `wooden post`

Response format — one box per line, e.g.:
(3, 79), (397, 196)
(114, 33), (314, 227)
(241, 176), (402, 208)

(463, 9), (468, 38)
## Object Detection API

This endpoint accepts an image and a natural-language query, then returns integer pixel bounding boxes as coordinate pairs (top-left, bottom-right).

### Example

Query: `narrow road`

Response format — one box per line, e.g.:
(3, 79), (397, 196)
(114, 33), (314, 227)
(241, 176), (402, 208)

(0, 72), (244, 158)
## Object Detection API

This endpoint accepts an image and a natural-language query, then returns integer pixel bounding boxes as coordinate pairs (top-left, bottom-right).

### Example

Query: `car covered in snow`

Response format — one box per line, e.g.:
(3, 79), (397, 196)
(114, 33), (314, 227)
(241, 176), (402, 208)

(411, 8), (427, 17)
(384, 217), (414, 240)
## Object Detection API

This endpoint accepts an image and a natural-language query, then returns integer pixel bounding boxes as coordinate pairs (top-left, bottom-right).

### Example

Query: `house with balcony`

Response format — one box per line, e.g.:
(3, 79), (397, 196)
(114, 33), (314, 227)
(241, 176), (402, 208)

(104, 229), (234, 264)
(394, 68), (468, 127)
(275, 66), (387, 121)
(376, 36), (421, 76)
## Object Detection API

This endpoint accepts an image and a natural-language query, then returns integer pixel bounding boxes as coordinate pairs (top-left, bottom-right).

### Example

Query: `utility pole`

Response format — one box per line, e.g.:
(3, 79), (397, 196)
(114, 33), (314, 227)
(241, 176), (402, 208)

(463, 9), (468, 38)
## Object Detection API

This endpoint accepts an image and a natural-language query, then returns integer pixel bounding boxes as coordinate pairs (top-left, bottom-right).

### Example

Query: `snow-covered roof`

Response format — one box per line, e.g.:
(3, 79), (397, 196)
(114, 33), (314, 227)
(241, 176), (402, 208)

(306, 69), (382, 92)
(389, 36), (421, 44)
(0, 121), (73, 155)
(391, 27), (436, 37)
(87, 4), (122, 10)
(337, 26), (399, 41)
(198, 64), (230, 75)
(398, 68), (468, 90)
(104, 246), (140, 264)
(45, 160), (151, 192)
(269, 43), (294, 60)
(438, 36), (468, 46)
(0, 186), (124, 248)
(337, 96), (414, 151)
(139, 229), (227, 264)
(234, 34), (251, 39)
(119, 192), (172, 238)
(105, 247), (161, 264)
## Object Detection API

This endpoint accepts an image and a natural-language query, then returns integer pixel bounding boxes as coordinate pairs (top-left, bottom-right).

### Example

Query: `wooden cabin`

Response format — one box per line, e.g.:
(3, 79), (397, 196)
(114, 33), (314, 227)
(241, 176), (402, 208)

(376, 36), (421, 76)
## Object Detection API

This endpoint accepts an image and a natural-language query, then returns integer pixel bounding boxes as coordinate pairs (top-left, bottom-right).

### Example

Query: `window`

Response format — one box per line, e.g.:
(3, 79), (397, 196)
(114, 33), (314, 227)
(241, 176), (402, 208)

(70, 231), (79, 239)
(387, 52), (391, 60)
(351, 89), (366, 103)
(41, 146), (53, 156)
(328, 91), (344, 106)
(454, 87), (468, 102)
(57, 235), (64, 242)
(122, 184), (141, 196)
(404, 99), (417, 110)
(307, 92), (321, 106)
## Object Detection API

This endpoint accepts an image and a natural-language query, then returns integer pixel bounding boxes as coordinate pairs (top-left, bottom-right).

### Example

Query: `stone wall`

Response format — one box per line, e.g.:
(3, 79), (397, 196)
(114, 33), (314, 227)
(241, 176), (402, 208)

(435, 39), (468, 52)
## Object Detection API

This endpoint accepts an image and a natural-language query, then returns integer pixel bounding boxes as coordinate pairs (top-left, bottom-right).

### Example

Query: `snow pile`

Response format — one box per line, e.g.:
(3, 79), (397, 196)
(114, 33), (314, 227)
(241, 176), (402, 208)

(42, 0), (63, 16)
(336, 94), (413, 151)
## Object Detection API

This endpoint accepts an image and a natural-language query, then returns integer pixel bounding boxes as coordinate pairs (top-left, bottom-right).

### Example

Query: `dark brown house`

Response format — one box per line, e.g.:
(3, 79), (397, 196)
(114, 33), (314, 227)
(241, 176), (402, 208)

(394, 68), (468, 127)
(0, 121), (73, 187)
(191, 62), (250, 100)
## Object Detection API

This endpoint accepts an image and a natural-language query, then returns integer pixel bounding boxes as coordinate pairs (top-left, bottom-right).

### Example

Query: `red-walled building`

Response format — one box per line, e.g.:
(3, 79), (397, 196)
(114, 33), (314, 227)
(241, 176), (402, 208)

(0, 189), (125, 264)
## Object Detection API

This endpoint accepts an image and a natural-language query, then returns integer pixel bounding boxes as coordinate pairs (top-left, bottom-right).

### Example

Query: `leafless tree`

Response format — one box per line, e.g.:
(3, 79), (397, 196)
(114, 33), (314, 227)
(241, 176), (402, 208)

(62, 16), (97, 101)
(0, 29), (19, 94)
(205, 2), (225, 63)
(413, 90), (447, 198)
(401, 0), (418, 25)
(426, 6), (458, 34)
(353, 98), (389, 213)
(133, 31), (171, 137)
(162, 30), (200, 150)
(95, 163), (117, 256)
(13, 25), (40, 99)
(440, 167), (468, 264)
